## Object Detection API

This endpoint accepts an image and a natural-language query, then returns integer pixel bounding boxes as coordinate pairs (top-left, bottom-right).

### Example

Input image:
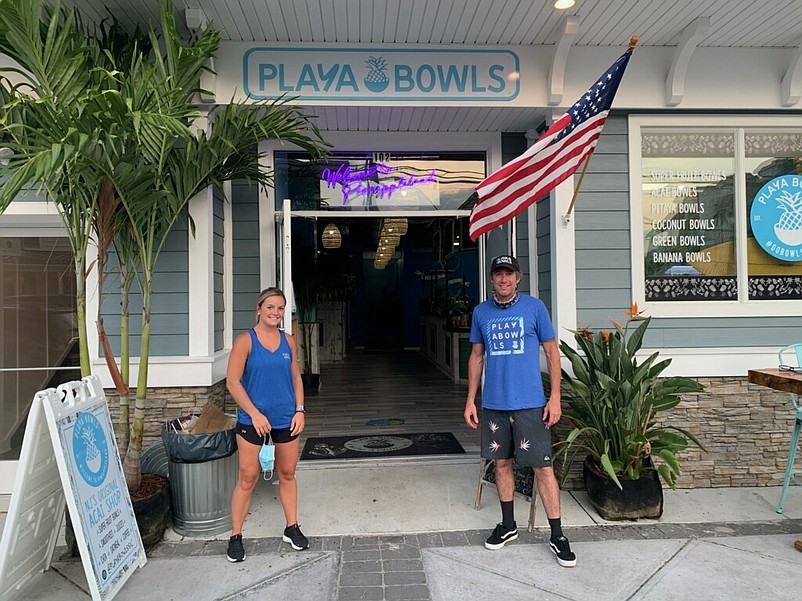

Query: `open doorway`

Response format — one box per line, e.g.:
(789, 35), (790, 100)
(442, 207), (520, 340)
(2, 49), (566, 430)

(291, 216), (478, 356)
(289, 215), (480, 451)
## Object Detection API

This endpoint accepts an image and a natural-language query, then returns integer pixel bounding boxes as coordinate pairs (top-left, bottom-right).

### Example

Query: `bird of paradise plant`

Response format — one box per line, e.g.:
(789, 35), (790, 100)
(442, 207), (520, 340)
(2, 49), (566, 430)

(552, 303), (705, 489)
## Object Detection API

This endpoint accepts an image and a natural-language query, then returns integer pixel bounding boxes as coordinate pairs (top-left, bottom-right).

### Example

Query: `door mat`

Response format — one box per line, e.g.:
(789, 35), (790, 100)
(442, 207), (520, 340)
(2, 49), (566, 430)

(300, 432), (465, 460)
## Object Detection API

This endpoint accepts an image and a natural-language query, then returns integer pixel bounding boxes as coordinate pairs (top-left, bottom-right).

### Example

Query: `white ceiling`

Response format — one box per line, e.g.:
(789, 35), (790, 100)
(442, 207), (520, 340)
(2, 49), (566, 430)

(63, 0), (802, 47)
(56, 0), (802, 132)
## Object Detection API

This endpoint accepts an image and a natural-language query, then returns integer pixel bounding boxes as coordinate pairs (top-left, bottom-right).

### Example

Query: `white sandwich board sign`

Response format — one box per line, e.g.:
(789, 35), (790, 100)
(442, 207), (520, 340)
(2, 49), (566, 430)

(0, 376), (146, 601)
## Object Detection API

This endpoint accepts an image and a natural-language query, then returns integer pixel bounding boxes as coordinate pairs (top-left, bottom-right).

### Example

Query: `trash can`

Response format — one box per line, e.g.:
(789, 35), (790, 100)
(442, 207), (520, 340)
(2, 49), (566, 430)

(162, 418), (238, 537)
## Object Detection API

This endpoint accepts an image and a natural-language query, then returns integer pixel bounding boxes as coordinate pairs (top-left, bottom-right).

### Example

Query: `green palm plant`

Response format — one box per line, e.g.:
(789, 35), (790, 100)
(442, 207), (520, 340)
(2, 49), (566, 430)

(0, 0), (146, 455)
(0, 0), (328, 490)
(552, 304), (705, 489)
(0, 0), (106, 376)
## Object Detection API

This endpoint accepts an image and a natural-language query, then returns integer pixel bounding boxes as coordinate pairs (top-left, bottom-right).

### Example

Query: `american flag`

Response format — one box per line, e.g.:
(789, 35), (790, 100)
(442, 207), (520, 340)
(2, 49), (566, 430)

(469, 49), (634, 241)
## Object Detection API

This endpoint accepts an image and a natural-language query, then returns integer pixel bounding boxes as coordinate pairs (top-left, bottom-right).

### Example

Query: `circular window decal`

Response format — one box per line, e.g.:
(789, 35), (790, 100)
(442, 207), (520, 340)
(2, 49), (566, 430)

(750, 175), (802, 262)
(343, 435), (413, 453)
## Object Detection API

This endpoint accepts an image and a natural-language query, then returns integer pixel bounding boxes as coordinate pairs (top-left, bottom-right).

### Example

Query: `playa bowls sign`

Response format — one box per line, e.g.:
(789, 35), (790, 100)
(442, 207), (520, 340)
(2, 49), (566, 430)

(243, 48), (520, 101)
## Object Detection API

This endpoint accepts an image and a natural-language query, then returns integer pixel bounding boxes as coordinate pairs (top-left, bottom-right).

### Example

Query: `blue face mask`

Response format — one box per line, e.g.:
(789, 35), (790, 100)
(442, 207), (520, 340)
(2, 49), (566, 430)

(259, 435), (274, 480)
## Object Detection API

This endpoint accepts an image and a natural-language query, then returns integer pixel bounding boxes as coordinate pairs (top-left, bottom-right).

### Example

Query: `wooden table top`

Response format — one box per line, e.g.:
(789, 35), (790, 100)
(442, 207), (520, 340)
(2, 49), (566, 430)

(748, 368), (802, 395)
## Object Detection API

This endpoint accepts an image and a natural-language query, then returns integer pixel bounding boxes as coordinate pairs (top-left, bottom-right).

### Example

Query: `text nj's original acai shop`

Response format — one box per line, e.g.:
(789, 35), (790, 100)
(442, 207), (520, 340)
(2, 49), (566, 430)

(2, 0), (802, 494)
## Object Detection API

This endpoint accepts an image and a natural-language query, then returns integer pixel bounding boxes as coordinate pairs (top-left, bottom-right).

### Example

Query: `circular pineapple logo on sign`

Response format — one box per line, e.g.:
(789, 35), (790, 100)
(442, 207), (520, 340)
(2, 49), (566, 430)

(750, 175), (802, 262)
(73, 412), (109, 487)
(363, 56), (389, 93)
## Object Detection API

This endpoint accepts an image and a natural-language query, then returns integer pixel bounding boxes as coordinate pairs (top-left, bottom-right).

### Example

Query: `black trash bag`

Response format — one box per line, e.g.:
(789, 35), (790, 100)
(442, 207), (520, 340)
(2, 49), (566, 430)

(161, 421), (237, 464)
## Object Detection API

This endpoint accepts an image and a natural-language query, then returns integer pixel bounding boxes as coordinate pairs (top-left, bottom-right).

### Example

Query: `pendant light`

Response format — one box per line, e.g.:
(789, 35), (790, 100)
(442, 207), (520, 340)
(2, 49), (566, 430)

(384, 218), (408, 235)
(321, 222), (341, 249)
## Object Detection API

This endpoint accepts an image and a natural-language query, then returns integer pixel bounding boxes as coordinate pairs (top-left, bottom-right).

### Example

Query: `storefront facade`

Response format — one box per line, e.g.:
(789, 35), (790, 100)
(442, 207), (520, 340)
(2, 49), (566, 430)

(2, 0), (802, 491)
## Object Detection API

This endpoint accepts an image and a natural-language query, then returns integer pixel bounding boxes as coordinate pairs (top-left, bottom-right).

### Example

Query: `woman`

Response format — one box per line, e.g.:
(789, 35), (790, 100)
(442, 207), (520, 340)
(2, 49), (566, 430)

(226, 287), (307, 562)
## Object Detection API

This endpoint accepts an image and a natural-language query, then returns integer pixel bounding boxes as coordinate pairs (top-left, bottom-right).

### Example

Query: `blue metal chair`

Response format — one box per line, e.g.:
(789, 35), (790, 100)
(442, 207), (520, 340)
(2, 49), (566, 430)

(776, 344), (802, 513)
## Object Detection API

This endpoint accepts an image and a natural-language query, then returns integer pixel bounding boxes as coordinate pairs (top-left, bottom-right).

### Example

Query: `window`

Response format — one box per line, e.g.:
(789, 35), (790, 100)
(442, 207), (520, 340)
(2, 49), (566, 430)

(744, 132), (802, 299)
(1, 236), (79, 460)
(274, 151), (485, 212)
(630, 116), (802, 317)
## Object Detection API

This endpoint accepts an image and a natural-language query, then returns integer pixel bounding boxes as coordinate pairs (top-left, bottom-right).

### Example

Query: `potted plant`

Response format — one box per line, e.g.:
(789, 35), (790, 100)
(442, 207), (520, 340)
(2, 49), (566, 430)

(552, 303), (705, 520)
(446, 297), (472, 329)
(293, 249), (357, 395)
(294, 259), (323, 396)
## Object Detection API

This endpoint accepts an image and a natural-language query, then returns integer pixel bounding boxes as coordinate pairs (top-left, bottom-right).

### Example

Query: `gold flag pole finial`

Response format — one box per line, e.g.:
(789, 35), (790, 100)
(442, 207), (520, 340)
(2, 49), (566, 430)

(628, 35), (639, 51)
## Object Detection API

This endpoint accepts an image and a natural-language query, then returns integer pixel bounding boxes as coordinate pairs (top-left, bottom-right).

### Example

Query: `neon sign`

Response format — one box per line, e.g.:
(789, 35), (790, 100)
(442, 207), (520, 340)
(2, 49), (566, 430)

(321, 163), (437, 206)
(322, 163), (394, 187)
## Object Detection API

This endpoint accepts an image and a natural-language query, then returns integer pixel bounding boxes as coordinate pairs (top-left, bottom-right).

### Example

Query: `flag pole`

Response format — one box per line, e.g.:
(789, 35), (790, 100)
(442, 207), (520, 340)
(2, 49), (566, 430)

(562, 34), (639, 227)
(562, 155), (591, 224)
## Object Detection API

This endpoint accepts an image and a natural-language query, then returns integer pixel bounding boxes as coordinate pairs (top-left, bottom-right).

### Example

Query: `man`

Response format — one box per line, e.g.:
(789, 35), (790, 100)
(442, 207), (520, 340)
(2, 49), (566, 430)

(464, 255), (576, 567)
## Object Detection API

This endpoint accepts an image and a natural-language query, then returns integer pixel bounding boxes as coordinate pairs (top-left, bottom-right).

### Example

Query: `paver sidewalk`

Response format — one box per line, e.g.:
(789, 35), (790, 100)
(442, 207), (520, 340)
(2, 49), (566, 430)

(3, 460), (802, 600)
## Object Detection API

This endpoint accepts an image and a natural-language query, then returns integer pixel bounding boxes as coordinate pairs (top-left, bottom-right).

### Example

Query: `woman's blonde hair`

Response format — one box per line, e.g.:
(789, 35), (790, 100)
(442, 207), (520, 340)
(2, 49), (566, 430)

(255, 287), (286, 324)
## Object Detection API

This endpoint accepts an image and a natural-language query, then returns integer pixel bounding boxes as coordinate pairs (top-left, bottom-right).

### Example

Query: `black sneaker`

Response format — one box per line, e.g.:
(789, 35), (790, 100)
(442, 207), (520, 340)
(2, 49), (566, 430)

(226, 533), (246, 563)
(484, 522), (518, 550)
(282, 524), (309, 550)
(549, 536), (576, 567)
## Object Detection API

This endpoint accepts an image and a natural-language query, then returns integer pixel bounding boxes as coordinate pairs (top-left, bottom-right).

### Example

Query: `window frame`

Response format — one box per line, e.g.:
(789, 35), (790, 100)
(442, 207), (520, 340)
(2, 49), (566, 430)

(629, 114), (802, 318)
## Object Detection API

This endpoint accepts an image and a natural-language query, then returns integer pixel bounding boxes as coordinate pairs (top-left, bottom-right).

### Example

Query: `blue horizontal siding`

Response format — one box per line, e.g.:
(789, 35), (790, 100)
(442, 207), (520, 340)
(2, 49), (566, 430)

(232, 180), (261, 336)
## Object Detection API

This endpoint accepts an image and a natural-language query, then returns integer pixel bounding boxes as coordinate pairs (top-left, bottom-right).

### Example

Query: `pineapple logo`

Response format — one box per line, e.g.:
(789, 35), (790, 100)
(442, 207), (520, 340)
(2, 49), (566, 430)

(363, 56), (389, 93)
(750, 175), (802, 262)
(73, 411), (109, 487)
(775, 190), (802, 246)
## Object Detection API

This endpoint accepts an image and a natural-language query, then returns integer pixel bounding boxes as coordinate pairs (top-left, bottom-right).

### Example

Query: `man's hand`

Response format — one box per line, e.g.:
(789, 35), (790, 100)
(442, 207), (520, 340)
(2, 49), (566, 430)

(542, 395), (562, 428)
(464, 401), (479, 429)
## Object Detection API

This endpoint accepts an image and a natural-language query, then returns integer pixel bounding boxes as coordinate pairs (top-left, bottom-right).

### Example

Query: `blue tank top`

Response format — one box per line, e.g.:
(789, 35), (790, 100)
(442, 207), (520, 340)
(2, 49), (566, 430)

(237, 329), (296, 429)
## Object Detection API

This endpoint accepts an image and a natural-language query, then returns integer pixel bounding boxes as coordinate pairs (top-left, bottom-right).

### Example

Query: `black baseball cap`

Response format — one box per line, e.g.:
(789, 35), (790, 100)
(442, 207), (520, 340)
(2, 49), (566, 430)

(490, 255), (520, 273)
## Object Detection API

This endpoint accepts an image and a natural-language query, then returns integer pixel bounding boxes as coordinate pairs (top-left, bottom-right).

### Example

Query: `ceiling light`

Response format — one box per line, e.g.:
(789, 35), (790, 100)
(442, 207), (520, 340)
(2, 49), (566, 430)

(321, 222), (341, 249)
(554, 0), (575, 9)
(385, 218), (408, 235)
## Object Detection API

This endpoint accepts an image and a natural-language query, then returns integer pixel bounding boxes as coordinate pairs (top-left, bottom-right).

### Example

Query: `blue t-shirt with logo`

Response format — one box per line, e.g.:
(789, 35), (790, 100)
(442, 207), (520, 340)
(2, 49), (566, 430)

(470, 294), (555, 411)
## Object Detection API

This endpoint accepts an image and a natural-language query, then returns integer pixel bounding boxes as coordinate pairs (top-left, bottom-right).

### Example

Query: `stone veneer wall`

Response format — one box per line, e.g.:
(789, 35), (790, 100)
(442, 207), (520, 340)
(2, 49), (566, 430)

(106, 376), (796, 489)
(558, 376), (797, 489)
(671, 376), (794, 488)
(105, 380), (229, 450)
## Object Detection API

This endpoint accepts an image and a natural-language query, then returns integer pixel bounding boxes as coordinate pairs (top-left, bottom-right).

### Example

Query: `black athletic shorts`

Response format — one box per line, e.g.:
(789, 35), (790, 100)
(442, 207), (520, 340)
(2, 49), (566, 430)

(235, 422), (298, 445)
(479, 407), (553, 467)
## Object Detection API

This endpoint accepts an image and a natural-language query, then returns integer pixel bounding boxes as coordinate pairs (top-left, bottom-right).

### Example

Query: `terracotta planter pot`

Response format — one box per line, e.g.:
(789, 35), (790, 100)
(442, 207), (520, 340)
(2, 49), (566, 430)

(582, 456), (664, 520)
(132, 473), (171, 548)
